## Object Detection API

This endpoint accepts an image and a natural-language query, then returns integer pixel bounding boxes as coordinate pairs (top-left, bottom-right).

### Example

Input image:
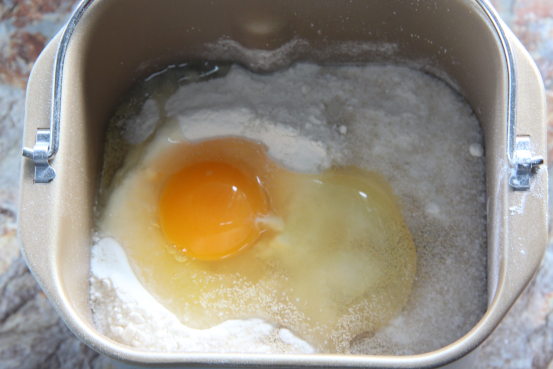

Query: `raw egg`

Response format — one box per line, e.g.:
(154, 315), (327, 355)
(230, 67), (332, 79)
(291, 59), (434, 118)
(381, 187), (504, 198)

(100, 123), (417, 353)
(159, 161), (269, 261)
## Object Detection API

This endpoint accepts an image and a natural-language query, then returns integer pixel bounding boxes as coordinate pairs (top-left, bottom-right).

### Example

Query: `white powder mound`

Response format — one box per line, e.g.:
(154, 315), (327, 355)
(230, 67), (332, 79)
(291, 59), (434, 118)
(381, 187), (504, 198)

(174, 108), (330, 173)
(121, 99), (160, 145)
(91, 238), (314, 354)
(199, 38), (399, 74)
(165, 64), (346, 173)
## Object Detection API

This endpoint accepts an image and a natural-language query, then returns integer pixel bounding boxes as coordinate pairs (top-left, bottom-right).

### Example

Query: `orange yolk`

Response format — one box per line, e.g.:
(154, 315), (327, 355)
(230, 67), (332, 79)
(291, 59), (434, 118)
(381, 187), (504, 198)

(159, 161), (268, 261)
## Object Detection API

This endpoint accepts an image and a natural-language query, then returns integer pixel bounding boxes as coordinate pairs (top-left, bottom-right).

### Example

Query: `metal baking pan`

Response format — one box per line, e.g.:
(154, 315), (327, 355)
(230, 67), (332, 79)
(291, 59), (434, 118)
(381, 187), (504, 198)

(18, 0), (547, 367)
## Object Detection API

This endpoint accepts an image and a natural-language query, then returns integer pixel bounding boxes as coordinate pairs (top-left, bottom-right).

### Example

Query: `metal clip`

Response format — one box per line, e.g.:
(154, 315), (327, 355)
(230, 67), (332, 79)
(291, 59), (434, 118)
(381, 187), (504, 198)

(22, 129), (56, 183)
(509, 137), (543, 191)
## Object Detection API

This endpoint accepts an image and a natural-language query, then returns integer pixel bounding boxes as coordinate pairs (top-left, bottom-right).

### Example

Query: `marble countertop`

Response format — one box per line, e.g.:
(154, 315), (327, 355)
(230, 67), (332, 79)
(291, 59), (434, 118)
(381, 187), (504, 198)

(0, 0), (551, 368)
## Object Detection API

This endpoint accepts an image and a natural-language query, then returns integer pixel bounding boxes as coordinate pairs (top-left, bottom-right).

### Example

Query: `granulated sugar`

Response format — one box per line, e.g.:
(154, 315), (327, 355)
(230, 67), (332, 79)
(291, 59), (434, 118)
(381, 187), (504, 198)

(339, 66), (487, 355)
(93, 62), (486, 355)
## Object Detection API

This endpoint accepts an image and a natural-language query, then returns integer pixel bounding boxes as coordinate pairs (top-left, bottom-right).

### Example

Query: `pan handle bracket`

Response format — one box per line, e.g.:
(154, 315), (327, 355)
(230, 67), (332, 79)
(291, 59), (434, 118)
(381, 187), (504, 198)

(22, 129), (56, 183)
(509, 136), (544, 191)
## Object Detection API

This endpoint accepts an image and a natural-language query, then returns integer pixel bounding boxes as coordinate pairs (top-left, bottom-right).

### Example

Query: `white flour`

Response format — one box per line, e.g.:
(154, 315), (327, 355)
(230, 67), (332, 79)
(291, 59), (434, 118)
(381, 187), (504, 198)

(126, 64), (346, 173)
(91, 238), (314, 353)
(165, 64), (346, 174)
(121, 99), (160, 145)
(92, 62), (487, 355)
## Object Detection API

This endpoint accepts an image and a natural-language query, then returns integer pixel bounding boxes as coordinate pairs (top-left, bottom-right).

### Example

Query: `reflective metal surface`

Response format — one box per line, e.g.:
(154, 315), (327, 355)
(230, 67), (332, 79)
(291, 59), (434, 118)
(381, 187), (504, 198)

(21, 0), (95, 183)
(509, 137), (544, 190)
(474, 0), (543, 190)
(22, 129), (56, 183)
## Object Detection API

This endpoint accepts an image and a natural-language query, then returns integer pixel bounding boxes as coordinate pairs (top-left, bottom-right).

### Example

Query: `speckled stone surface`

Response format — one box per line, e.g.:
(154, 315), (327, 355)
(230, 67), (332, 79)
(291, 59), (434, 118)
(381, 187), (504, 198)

(0, 1), (551, 368)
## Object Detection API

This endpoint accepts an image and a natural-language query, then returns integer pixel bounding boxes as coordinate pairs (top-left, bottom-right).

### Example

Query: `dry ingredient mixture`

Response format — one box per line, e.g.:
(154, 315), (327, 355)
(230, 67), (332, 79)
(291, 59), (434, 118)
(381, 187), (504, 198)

(91, 60), (486, 355)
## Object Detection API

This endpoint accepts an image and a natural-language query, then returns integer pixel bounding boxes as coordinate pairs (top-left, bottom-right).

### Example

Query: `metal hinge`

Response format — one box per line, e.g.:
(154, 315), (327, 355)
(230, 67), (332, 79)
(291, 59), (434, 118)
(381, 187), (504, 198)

(22, 129), (56, 183)
(509, 137), (543, 191)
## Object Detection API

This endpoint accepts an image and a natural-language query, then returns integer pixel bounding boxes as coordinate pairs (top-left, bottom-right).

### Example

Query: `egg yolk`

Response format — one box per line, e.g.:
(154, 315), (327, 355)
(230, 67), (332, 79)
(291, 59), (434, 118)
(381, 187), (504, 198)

(159, 162), (268, 261)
